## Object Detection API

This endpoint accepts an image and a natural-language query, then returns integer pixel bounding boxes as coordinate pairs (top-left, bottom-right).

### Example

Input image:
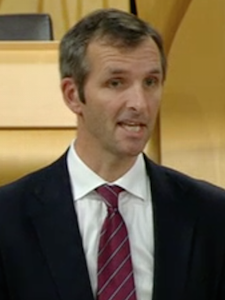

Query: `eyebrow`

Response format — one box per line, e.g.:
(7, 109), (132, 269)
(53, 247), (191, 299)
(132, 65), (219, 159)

(106, 68), (162, 76)
(106, 68), (129, 75)
(146, 68), (162, 76)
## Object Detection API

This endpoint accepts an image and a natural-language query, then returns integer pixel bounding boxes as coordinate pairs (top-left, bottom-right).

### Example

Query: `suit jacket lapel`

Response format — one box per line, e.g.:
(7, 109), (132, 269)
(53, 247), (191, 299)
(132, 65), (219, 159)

(144, 157), (198, 300)
(26, 153), (94, 300)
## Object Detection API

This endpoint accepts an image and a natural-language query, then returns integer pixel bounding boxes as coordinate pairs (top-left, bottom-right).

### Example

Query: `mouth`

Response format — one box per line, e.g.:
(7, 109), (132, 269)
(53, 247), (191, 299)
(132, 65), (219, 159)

(118, 121), (145, 133)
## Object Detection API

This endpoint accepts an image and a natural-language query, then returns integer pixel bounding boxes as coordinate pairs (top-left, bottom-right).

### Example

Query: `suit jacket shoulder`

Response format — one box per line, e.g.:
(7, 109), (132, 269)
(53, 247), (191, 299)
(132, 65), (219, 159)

(0, 151), (94, 300)
(144, 154), (225, 207)
(143, 155), (225, 300)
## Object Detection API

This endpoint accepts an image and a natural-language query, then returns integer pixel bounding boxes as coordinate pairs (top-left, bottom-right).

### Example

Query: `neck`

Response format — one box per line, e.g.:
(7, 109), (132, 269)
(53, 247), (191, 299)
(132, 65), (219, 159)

(74, 141), (138, 182)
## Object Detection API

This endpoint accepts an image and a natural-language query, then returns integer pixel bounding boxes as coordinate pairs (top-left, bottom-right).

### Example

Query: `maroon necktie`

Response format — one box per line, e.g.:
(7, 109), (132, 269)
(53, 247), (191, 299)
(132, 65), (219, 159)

(96, 185), (137, 300)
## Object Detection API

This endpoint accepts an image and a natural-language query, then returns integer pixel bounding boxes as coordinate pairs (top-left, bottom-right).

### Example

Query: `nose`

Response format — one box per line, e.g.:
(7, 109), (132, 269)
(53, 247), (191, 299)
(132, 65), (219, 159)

(126, 84), (148, 113)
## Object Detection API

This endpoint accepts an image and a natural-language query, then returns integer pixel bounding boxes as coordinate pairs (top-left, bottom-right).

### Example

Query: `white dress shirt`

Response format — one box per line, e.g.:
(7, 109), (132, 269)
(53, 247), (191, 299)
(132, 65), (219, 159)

(67, 141), (154, 300)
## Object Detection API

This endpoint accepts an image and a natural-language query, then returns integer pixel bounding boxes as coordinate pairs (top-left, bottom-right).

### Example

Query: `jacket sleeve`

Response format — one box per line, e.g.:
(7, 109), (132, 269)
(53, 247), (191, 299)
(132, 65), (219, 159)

(0, 255), (9, 300)
(218, 259), (225, 300)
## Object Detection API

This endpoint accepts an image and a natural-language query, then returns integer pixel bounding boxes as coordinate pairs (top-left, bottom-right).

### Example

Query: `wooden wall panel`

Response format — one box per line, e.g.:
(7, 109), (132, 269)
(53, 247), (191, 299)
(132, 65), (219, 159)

(161, 0), (225, 187)
(0, 42), (75, 127)
(0, 129), (75, 186)
(135, 0), (192, 52)
(0, 0), (38, 13)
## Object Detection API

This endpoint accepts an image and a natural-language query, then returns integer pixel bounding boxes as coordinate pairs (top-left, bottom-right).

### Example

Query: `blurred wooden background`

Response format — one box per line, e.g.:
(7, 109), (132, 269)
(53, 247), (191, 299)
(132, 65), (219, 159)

(0, 0), (224, 188)
(0, 0), (130, 40)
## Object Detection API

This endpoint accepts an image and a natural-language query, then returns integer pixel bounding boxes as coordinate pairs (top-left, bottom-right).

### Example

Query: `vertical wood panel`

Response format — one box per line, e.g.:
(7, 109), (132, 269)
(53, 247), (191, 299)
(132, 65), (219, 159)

(161, 0), (225, 187)
(0, 0), (38, 13)
(135, 0), (192, 52)
(0, 129), (75, 186)
(106, 0), (129, 11)
(81, 0), (104, 16)
(64, 0), (82, 29)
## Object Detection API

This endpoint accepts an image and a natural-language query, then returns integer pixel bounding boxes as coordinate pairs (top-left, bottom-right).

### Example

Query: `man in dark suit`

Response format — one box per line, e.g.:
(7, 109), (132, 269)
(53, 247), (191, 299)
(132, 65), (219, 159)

(0, 8), (225, 300)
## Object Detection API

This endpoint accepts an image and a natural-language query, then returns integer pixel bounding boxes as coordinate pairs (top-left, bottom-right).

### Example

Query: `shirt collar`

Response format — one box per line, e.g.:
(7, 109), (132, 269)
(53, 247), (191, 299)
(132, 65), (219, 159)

(67, 140), (150, 201)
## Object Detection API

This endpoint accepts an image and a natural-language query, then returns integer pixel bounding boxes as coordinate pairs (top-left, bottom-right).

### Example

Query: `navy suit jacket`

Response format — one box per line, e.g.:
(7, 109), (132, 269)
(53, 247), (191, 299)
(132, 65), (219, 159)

(0, 152), (225, 300)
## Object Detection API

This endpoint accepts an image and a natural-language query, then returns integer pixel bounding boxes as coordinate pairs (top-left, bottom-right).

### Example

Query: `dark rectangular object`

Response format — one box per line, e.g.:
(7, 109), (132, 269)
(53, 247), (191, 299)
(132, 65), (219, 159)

(0, 14), (54, 40)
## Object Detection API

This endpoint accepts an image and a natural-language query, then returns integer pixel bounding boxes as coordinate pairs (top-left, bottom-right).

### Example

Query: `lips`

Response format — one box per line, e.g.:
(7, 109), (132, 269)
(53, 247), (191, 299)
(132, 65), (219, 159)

(118, 121), (145, 133)
(122, 124), (141, 132)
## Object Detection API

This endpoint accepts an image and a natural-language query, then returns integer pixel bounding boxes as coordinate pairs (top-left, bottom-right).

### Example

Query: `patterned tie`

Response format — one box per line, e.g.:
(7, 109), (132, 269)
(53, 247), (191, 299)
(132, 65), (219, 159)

(96, 185), (137, 300)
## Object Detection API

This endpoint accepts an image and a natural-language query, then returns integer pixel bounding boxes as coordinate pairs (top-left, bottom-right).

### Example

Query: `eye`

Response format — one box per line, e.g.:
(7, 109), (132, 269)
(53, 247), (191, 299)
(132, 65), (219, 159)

(144, 77), (159, 87)
(107, 78), (124, 88)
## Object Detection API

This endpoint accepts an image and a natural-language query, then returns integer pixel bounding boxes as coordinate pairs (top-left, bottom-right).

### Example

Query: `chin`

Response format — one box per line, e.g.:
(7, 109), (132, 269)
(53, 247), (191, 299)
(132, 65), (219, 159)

(113, 140), (146, 158)
(119, 147), (144, 158)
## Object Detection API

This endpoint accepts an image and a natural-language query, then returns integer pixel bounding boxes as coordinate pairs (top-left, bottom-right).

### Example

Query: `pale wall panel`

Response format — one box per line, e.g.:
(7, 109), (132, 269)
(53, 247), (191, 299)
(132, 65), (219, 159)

(161, 0), (225, 187)
(106, 0), (129, 11)
(135, 0), (192, 53)
(0, 0), (38, 12)
(0, 129), (76, 186)
(81, 0), (105, 16)
(0, 42), (75, 127)
(64, 0), (81, 29)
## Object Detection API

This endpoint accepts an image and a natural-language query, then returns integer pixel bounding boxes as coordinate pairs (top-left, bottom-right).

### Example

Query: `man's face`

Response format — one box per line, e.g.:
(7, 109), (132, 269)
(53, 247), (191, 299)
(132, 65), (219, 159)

(67, 38), (163, 162)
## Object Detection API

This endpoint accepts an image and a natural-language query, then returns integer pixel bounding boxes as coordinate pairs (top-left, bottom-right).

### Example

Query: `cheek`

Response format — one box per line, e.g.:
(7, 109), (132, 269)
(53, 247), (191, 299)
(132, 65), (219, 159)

(146, 96), (160, 113)
(84, 87), (125, 123)
(83, 103), (109, 126)
(150, 90), (162, 110)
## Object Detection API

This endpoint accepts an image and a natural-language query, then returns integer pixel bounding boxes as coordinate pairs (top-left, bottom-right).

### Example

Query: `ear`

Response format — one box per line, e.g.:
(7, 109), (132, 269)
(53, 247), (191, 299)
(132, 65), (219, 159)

(60, 77), (83, 115)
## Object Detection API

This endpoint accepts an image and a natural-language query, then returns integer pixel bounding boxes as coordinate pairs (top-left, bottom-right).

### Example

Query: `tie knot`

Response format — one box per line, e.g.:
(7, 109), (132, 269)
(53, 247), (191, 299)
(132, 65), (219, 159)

(96, 184), (123, 208)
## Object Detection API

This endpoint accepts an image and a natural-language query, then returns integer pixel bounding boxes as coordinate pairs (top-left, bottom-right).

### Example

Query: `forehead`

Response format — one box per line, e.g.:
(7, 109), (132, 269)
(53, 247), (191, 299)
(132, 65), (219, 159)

(86, 38), (162, 75)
